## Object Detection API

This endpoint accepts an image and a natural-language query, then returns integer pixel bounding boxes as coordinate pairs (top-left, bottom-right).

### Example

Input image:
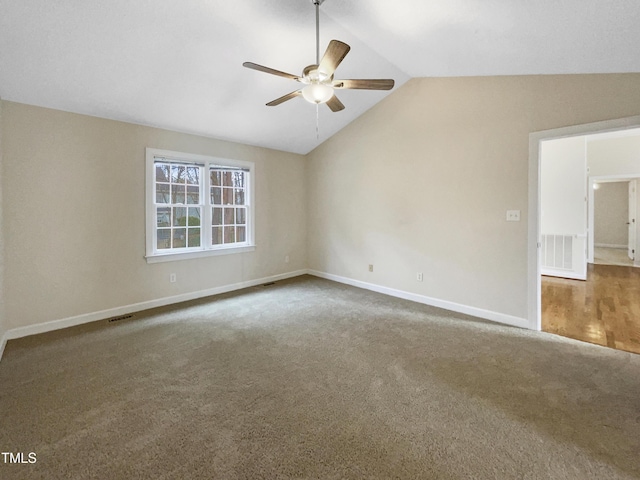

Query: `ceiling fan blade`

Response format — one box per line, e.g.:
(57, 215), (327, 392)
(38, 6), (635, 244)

(266, 90), (302, 106)
(318, 40), (350, 76)
(332, 79), (395, 90)
(243, 62), (299, 81)
(326, 95), (345, 112)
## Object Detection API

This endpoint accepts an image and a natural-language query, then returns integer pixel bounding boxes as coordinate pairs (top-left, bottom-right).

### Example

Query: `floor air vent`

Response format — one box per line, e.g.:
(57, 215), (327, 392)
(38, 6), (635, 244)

(262, 282), (276, 286)
(108, 314), (134, 323)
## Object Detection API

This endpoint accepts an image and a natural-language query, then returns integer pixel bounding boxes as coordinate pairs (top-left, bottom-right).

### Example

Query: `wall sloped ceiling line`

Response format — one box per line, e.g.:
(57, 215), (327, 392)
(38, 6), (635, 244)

(2, 2), (640, 154)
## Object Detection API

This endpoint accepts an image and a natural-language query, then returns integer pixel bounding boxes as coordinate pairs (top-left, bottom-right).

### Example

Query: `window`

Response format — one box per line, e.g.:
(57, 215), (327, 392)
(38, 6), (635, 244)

(145, 148), (255, 263)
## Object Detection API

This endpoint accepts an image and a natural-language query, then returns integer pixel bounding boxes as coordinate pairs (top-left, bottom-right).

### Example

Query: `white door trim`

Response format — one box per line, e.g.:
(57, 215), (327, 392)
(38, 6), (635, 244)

(528, 115), (640, 331)
(630, 180), (638, 262)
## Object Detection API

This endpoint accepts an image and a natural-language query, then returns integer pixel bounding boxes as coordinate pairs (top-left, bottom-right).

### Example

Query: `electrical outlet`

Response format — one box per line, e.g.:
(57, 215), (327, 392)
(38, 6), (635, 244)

(170, 273), (176, 283)
(285, 255), (290, 263)
(368, 264), (373, 272)
(506, 210), (521, 222)
(417, 272), (423, 282)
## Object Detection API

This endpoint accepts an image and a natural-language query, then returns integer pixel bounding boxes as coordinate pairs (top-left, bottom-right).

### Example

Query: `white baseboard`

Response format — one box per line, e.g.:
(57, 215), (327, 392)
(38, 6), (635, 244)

(1, 267), (531, 364)
(307, 270), (530, 330)
(4, 270), (308, 344)
(540, 268), (586, 281)
(594, 243), (627, 249)
(0, 330), (7, 363)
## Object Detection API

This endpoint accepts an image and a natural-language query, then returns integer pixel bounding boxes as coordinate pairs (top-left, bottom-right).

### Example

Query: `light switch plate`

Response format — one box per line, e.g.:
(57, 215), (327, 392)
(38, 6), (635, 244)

(506, 210), (521, 221)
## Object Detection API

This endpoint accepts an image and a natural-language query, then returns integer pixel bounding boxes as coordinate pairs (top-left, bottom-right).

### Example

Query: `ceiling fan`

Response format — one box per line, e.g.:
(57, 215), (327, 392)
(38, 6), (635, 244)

(243, 0), (394, 112)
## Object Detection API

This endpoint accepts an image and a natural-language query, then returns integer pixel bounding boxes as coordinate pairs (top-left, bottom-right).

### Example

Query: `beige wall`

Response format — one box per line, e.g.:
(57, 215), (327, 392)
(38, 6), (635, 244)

(594, 182), (629, 247)
(3, 73), (640, 333)
(307, 74), (640, 320)
(1, 101), (307, 330)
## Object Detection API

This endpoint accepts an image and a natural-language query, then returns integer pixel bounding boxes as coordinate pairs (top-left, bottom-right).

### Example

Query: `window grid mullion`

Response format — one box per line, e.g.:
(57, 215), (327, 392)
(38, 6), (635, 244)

(204, 166), (212, 247)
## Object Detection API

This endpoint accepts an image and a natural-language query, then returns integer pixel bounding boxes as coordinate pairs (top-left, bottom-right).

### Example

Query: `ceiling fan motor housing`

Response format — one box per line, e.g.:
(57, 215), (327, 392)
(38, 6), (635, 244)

(302, 65), (330, 83)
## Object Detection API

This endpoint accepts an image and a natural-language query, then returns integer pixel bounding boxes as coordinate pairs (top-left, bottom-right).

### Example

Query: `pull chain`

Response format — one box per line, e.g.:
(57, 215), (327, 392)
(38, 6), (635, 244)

(316, 104), (320, 140)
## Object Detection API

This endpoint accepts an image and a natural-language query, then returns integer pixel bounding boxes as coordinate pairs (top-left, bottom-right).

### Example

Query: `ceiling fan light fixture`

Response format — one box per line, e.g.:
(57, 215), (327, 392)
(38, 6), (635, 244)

(302, 83), (334, 104)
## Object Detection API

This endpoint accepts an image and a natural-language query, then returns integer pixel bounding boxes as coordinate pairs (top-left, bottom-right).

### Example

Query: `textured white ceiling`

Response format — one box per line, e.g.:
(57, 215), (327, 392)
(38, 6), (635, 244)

(1, 0), (639, 154)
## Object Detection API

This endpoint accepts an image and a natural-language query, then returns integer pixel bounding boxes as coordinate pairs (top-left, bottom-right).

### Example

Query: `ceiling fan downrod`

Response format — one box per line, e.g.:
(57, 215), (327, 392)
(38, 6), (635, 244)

(312, 0), (325, 65)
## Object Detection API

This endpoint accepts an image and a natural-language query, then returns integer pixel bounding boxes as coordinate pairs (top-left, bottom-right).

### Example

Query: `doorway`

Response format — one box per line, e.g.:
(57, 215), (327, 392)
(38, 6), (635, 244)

(528, 115), (640, 354)
(589, 177), (640, 268)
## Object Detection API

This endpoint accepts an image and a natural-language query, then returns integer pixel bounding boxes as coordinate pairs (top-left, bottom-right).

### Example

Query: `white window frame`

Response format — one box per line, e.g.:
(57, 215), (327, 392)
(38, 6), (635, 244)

(145, 148), (255, 263)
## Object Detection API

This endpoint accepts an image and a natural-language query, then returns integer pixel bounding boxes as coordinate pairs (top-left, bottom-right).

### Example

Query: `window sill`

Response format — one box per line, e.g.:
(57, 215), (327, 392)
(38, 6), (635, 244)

(145, 245), (256, 264)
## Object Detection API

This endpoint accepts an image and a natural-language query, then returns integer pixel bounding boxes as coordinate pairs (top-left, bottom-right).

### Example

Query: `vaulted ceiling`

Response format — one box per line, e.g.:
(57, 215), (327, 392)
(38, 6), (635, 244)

(1, 0), (639, 154)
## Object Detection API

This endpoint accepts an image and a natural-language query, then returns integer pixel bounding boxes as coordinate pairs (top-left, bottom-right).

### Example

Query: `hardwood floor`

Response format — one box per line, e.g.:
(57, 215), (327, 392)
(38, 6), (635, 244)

(542, 263), (640, 355)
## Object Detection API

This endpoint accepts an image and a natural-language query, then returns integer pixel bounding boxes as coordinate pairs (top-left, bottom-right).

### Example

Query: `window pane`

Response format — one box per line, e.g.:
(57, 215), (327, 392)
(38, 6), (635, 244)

(232, 172), (245, 188)
(234, 189), (245, 205)
(173, 207), (187, 226)
(186, 185), (199, 204)
(211, 187), (222, 205)
(171, 165), (186, 183)
(188, 207), (201, 226)
(224, 208), (235, 225)
(172, 184), (185, 204)
(186, 167), (199, 185)
(157, 207), (171, 227)
(223, 188), (233, 205)
(157, 229), (171, 249)
(188, 228), (201, 247)
(224, 226), (235, 243)
(152, 158), (250, 255)
(173, 228), (187, 248)
(212, 227), (223, 245)
(236, 208), (246, 225)
(156, 184), (170, 203)
(156, 165), (170, 183)
(212, 207), (222, 226)
(236, 226), (246, 243)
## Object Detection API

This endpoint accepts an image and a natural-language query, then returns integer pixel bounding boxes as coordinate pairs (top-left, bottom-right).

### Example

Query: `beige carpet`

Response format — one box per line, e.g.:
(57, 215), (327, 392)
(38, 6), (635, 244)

(0, 275), (639, 479)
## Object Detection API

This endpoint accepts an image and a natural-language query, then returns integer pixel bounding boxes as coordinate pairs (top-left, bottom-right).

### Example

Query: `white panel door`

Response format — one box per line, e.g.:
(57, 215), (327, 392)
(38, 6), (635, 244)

(540, 137), (588, 280)
(629, 180), (637, 260)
